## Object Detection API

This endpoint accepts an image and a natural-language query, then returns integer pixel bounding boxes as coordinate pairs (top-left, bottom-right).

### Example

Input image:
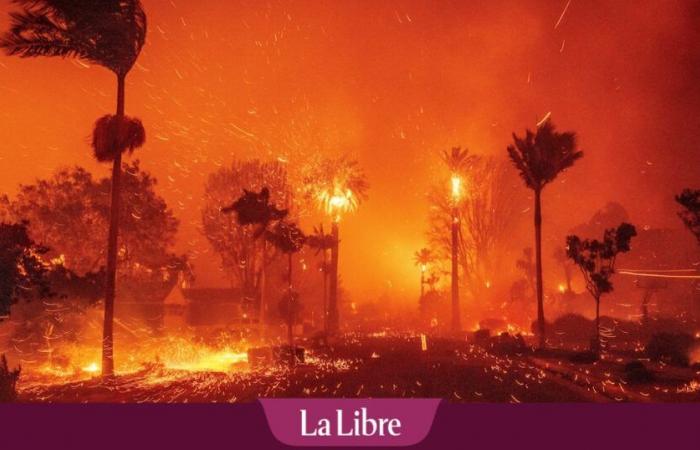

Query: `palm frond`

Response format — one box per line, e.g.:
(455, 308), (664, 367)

(507, 120), (583, 191)
(1, 0), (147, 75)
(91, 114), (146, 162)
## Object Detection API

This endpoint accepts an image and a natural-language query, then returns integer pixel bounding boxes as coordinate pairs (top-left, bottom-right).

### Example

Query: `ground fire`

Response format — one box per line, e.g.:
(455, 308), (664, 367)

(0, 0), (699, 404)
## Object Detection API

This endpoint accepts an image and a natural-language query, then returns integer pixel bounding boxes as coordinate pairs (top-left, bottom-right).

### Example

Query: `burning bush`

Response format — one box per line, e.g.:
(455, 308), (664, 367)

(645, 332), (695, 367)
(0, 354), (20, 402)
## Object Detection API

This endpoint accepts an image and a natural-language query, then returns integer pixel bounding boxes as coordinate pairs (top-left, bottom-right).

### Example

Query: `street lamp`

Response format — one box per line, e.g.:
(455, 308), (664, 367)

(450, 174), (462, 333)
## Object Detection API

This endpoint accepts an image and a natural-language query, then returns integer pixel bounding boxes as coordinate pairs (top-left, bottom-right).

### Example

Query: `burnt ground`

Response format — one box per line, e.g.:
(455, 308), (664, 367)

(16, 335), (700, 403)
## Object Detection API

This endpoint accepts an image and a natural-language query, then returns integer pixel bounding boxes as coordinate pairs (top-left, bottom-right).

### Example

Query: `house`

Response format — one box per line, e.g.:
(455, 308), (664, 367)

(163, 274), (259, 333)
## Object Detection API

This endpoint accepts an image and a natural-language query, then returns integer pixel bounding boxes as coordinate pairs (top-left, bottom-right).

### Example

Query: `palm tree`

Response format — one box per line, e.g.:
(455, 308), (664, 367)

(302, 156), (368, 335)
(442, 147), (476, 333)
(265, 220), (305, 367)
(1, 0), (147, 377)
(306, 224), (336, 334)
(413, 248), (434, 300)
(507, 120), (583, 348)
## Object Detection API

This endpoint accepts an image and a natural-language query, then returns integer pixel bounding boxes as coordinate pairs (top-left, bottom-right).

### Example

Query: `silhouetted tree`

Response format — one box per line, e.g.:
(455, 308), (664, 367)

(220, 181), (289, 337)
(676, 189), (700, 244)
(566, 223), (637, 352)
(508, 120), (583, 348)
(306, 224), (336, 334)
(203, 160), (289, 293)
(265, 221), (305, 367)
(0, 222), (51, 318)
(427, 155), (522, 319)
(1, 0), (148, 378)
(0, 163), (184, 289)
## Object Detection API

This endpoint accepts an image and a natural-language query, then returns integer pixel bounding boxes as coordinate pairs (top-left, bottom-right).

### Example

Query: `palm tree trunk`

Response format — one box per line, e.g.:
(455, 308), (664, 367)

(595, 297), (601, 353)
(420, 270), (425, 300)
(259, 239), (267, 341)
(288, 252), (294, 368)
(328, 222), (339, 335)
(534, 188), (545, 349)
(322, 251), (328, 335)
(102, 73), (125, 378)
(451, 206), (461, 333)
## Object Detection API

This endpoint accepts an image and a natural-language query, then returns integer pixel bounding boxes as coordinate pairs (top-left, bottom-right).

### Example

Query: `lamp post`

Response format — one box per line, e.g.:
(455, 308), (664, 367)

(450, 174), (462, 333)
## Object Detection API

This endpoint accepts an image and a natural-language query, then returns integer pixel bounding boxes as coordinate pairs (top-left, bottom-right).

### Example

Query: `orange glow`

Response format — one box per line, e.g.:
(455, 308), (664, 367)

(0, 0), (697, 303)
(317, 186), (357, 223)
(450, 175), (462, 202)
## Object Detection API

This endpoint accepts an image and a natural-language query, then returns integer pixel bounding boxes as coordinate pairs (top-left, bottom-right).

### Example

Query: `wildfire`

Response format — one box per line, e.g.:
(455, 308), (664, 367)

(450, 175), (462, 201)
(81, 362), (100, 374)
(23, 335), (251, 386)
(318, 186), (356, 222)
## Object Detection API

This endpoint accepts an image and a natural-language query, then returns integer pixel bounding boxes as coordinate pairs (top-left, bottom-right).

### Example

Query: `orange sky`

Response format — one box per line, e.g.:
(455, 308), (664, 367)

(1, 0), (699, 298)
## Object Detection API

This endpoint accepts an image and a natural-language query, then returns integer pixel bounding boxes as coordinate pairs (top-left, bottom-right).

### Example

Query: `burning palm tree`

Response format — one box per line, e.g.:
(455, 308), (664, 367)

(507, 120), (583, 348)
(303, 156), (368, 335)
(442, 147), (477, 333)
(1, 0), (148, 377)
(413, 248), (435, 301)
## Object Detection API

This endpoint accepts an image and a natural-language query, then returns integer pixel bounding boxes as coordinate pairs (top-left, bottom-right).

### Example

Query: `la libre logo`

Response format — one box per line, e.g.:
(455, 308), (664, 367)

(300, 407), (402, 437)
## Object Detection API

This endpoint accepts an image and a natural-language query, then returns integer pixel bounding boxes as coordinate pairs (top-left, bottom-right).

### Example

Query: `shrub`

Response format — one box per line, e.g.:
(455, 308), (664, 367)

(645, 333), (694, 367)
(0, 354), (21, 402)
(623, 360), (654, 384)
(569, 350), (599, 364)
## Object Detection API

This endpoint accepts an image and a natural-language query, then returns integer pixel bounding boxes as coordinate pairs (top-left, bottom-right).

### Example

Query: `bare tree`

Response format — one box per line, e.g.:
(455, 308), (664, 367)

(428, 156), (519, 302)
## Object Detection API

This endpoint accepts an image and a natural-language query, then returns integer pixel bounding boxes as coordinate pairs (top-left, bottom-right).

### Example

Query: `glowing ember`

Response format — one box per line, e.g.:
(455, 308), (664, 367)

(82, 362), (100, 374)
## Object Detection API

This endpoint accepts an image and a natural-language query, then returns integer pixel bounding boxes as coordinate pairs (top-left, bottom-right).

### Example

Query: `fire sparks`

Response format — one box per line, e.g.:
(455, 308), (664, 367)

(318, 187), (356, 223)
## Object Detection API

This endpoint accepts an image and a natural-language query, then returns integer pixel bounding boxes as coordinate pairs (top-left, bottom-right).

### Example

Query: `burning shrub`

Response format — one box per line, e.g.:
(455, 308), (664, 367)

(645, 332), (694, 367)
(0, 354), (20, 402)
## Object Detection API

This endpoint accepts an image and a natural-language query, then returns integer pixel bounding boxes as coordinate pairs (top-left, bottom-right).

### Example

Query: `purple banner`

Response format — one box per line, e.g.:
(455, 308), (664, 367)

(2, 403), (700, 449)
(259, 398), (441, 446)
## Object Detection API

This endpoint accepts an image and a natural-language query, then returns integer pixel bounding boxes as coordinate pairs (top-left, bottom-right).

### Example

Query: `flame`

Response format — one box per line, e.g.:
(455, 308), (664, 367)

(81, 362), (100, 374)
(450, 175), (462, 201)
(318, 185), (356, 222)
(558, 283), (567, 293)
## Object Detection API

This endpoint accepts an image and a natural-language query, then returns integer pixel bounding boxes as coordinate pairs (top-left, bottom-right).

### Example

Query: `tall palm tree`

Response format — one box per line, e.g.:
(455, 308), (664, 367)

(413, 248), (434, 300)
(302, 156), (368, 335)
(507, 120), (583, 348)
(1, 0), (147, 377)
(442, 147), (476, 333)
(265, 220), (305, 367)
(306, 224), (336, 334)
